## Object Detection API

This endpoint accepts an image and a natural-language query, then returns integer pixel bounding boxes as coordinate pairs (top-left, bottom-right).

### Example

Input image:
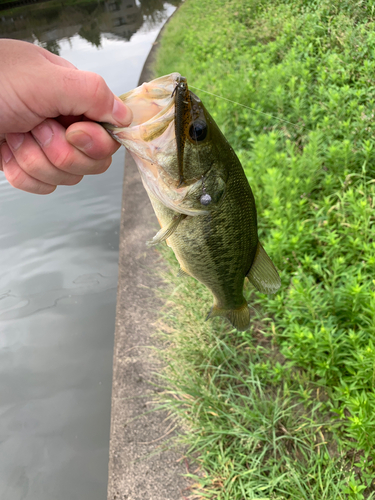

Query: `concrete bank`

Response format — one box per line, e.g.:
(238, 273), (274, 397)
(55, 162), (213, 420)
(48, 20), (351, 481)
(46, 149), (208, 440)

(107, 11), (189, 500)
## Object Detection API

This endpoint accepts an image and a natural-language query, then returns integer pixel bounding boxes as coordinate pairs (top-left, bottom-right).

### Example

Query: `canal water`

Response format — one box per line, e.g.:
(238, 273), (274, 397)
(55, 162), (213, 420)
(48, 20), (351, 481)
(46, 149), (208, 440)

(0, 1), (179, 499)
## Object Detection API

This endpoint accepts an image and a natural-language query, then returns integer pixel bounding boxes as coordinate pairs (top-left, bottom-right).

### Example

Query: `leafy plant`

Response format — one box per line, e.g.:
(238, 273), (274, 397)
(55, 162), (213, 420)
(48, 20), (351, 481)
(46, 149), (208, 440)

(155, 0), (375, 496)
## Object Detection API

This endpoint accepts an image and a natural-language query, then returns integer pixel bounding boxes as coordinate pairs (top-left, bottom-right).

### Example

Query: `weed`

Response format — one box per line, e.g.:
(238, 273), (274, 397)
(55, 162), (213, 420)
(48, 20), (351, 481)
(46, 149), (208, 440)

(154, 0), (375, 497)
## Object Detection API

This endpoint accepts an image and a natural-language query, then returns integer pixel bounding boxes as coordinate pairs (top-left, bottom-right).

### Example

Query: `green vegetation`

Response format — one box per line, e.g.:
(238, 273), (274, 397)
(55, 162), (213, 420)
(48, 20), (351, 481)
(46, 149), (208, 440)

(154, 0), (375, 497)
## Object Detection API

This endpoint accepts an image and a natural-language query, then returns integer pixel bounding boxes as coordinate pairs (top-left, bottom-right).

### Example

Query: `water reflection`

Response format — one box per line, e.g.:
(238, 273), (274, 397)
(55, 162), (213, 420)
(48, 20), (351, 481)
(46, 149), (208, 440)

(1, 0), (181, 52)
(0, 1), (180, 499)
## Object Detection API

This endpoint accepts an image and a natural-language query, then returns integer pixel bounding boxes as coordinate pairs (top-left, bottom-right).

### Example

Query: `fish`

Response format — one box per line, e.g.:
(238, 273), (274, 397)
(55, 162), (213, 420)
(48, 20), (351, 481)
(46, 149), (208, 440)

(104, 73), (281, 331)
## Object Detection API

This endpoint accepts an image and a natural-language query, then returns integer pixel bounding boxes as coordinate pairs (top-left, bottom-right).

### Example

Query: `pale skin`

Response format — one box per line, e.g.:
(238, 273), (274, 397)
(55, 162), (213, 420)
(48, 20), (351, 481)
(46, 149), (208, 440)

(0, 39), (133, 195)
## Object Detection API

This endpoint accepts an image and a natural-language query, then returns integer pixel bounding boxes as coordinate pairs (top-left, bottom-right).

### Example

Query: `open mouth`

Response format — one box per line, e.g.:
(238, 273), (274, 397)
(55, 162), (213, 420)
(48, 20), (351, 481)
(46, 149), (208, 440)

(119, 73), (180, 126)
(104, 73), (212, 216)
(106, 73), (181, 151)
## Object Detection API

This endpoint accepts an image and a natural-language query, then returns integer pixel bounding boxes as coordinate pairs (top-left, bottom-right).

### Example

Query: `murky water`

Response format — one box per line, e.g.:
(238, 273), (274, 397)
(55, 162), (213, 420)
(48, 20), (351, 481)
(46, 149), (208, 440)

(0, 2), (179, 499)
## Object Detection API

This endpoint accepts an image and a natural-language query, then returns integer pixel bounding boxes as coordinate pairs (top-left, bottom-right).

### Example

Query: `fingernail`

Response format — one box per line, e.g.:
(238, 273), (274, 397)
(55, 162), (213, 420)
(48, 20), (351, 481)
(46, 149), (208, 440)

(32, 122), (53, 147)
(1, 144), (13, 164)
(7, 133), (24, 151)
(66, 131), (93, 152)
(112, 98), (133, 126)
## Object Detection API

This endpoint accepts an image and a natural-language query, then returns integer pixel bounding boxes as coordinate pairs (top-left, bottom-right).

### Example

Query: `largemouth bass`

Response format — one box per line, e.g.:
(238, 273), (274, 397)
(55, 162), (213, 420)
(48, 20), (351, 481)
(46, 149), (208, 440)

(105, 73), (281, 331)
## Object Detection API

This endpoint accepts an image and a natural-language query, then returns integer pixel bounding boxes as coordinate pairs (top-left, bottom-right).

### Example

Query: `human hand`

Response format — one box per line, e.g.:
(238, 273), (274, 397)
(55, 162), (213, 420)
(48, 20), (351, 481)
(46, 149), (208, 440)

(0, 39), (132, 194)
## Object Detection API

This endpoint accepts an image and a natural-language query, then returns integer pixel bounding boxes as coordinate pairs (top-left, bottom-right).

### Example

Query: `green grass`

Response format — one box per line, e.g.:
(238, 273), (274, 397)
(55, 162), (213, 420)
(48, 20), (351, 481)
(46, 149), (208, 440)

(153, 0), (375, 498)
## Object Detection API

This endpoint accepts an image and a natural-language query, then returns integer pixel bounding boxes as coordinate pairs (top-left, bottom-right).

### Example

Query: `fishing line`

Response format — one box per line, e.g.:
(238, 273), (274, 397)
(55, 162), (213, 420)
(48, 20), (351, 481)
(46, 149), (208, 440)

(189, 85), (301, 129)
(189, 84), (326, 193)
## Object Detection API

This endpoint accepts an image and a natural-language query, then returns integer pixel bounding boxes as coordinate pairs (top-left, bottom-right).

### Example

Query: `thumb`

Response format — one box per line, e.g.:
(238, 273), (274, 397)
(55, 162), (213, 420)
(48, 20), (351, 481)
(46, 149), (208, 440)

(44, 66), (133, 126)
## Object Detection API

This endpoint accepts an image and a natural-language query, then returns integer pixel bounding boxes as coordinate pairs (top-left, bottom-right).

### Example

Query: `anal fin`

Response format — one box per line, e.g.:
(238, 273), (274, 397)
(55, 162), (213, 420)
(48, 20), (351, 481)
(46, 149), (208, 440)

(247, 242), (281, 294)
(146, 213), (186, 247)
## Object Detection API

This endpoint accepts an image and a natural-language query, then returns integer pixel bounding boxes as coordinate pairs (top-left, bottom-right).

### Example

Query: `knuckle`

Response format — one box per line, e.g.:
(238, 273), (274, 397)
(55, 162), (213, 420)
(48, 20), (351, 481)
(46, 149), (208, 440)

(3, 160), (26, 188)
(22, 154), (43, 177)
(5, 165), (24, 188)
(87, 73), (106, 101)
(53, 149), (75, 172)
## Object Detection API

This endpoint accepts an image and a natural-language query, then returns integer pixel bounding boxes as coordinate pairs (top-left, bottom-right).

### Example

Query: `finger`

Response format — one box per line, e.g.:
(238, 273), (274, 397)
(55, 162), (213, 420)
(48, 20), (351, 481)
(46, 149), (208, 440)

(31, 119), (113, 176)
(6, 131), (83, 186)
(1, 143), (56, 195)
(0, 140), (12, 172)
(39, 67), (133, 126)
(66, 121), (120, 160)
(0, 136), (5, 170)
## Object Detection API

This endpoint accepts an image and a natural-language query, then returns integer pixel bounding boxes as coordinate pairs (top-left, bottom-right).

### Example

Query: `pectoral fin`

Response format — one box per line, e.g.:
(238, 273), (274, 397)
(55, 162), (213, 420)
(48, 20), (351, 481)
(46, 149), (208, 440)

(247, 242), (281, 294)
(146, 214), (186, 247)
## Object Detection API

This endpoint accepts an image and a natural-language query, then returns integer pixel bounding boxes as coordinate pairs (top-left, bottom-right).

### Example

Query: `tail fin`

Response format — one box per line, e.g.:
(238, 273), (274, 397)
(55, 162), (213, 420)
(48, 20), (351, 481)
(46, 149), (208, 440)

(206, 301), (250, 331)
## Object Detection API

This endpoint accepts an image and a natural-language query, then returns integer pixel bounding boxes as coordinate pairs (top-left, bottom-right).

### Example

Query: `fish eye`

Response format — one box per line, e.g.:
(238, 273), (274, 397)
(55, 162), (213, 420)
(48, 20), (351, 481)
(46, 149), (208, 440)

(189, 119), (207, 142)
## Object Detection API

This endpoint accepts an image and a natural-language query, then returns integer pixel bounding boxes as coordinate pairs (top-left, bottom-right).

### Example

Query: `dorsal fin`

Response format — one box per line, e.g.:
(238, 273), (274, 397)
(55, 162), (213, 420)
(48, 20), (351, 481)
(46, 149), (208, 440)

(247, 242), (281, 294)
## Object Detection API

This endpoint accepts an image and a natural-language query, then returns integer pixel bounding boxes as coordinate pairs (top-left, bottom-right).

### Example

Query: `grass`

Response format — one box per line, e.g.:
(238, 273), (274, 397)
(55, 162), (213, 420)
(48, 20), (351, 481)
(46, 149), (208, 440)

(156, 248), (360, 499)
(153, 0), (375, 498)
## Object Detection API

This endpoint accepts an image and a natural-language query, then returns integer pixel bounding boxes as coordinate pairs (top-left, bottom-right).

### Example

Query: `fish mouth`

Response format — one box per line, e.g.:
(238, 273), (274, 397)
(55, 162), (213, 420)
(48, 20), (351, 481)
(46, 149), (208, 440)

(119, 73), (179, 127)
(106, 73), (179, 157)
(106, 73), (212, 216)
(105, 73), (179, 183)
